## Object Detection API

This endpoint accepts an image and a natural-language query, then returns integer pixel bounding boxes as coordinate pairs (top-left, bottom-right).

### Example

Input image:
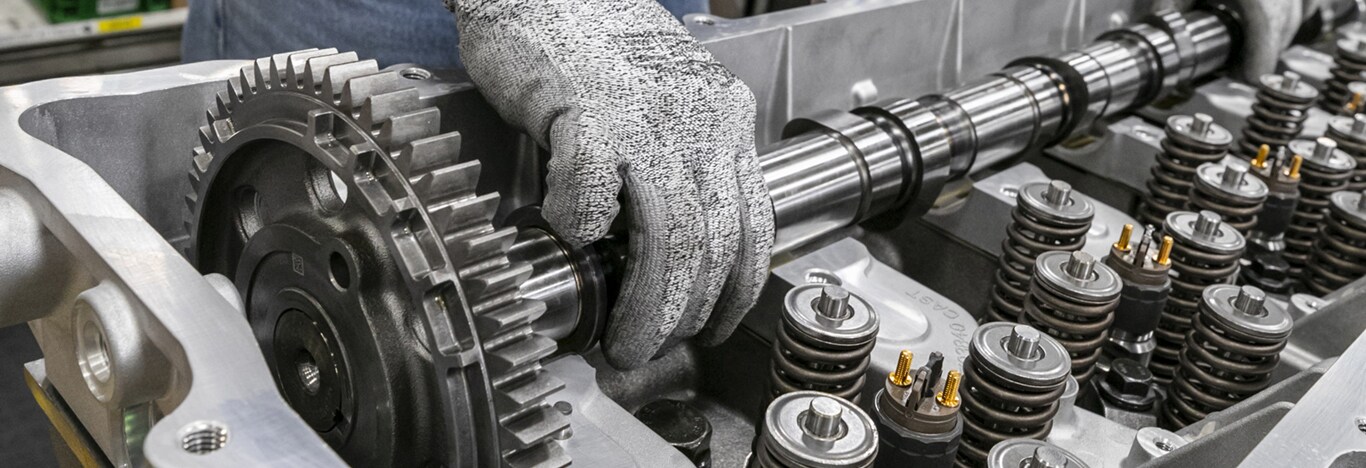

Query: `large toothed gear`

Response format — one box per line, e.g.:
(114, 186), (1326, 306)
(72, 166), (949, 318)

(183, 49), (569, 467)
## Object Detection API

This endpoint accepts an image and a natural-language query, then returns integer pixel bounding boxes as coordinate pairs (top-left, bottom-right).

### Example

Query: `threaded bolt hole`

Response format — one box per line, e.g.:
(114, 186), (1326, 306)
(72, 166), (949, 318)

(400, 67), (432, 81)
(1154, 438), (1174, 452)
(180, 422), (229, 454)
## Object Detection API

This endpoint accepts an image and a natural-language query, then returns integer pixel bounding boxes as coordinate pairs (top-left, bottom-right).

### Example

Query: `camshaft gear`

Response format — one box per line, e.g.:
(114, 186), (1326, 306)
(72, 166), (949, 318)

(184, 50), (568, 467)
(1284, 138), (1357, 279)
(1141, 114), (1233, 227)
(986, 181), (1094, 324)
(1150, 211), (1245, 385)
(1236, 72), (1316, 159)
(1305, 191), (1366, 295)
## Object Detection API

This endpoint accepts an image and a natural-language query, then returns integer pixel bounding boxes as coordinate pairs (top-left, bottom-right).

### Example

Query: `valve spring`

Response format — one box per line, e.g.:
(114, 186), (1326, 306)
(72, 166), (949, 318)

(1141, 114), (1233, 227)
(1238, 73), (1317, 158)
(1020, 251), (1122, 385)
(956, 324), (1071, 468)
(1322, 38), (1366, 113)
(1188, 162), (1269, 235)
(986, 181), (1094, 324)
(1150, 211), (1245, 385)
(1162, 285), (1291, 428)
(1323, 115), (1366, 191)
(1284, 138), (1357, 279)
(1305, 191), (1366, 295)
(769, 285), (879, 404)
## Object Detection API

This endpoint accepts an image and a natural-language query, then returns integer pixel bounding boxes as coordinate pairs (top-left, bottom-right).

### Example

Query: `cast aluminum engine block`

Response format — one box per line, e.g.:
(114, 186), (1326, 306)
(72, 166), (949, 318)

(3, 1), (1366, 467)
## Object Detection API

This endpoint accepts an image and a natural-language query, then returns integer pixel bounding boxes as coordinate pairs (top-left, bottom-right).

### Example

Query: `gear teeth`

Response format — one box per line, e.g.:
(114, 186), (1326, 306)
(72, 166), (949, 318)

(500, 403), (571, 450)
(282, 48), (340, 89)
(428, 193), (499, 234)
(187, 50), (567, 467)
(319, 59), (380, 103)
(410, 160), (480, 204)
(342, 71), (405, 114)
(397, 133), (463, 175)
(378, 108), (442, 150)
(507, 443), (570, 468)
(361, 88), (424, 130)
(477, 299), (548, 340)
(302, 52), (360, 92)
(446, 228), (518, 273)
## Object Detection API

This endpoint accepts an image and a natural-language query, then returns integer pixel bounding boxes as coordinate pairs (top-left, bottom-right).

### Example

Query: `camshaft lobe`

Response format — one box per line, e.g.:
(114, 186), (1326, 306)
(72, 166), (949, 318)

(1323, 115), (1366, 191)
(769, 285), (879, 404)
(1189, 161), (1268, 235)
(986, 181), (1094, 324)
(1141, 114), (1234, 227)
(1150, 211), (1245, 385)
(1021, 251), (1122, 385)
(1162, 285), (1292, 429)
(1305, 191), (1366, 295)
(1322, 38), (1366, 114)
(956, 324), (1071, 468)
(1238, 73), (1317, 158)
(1284, 138), (1357, 279)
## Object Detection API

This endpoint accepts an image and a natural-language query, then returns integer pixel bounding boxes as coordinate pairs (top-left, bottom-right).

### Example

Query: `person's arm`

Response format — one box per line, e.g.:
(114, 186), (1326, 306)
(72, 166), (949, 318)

(446, 0), (773, 368)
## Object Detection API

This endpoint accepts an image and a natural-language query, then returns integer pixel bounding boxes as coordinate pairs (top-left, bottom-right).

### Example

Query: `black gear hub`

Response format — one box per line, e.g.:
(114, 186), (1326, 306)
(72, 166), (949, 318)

(185, 49), (569, 467)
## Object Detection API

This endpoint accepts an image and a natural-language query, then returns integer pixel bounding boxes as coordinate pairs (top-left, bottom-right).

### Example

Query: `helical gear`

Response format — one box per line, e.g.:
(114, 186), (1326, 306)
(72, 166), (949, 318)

(184, 50), (569, 467)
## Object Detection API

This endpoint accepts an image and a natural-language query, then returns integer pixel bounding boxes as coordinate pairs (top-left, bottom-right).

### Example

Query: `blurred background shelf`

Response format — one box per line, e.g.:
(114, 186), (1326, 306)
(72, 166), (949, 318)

(0, 0), (185, 86)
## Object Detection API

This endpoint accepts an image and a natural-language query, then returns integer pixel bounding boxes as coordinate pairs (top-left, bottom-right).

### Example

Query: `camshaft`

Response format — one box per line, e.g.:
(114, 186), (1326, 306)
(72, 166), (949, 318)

(513, 10), (1234, 345)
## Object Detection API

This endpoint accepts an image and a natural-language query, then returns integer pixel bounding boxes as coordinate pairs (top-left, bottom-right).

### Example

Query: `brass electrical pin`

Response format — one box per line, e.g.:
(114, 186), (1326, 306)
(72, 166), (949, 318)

(889, 350), (914, 387)
(1252, 144), (1270, 170)
(1156, 236), (1174, 266)
(1287, 155), (1304, 180)
(936, 369), (962, 408)
(1349, 92), (1364, 115)
(1114, 224), (1133, 252)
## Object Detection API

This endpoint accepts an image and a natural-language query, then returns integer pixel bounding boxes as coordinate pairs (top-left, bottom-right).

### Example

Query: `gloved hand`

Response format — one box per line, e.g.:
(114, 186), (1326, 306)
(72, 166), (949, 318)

(447, 0), (774, 369)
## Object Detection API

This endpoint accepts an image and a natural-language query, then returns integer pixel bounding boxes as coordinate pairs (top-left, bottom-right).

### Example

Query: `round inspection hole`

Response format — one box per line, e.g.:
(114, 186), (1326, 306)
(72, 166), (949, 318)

(306, 163), (349, 215)
(329, 251), (351, 290)
(180, 422), (229, 454)
(400, 67), (432, 81)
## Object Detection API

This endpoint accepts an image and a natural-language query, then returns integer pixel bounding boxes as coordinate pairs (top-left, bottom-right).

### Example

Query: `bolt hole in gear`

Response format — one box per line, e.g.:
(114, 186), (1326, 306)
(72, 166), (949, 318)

(184, 49), (568, 467)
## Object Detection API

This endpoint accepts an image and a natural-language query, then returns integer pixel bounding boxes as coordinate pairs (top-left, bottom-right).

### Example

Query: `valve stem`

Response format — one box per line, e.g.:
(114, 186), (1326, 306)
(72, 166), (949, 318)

(936, 370), (962, 408)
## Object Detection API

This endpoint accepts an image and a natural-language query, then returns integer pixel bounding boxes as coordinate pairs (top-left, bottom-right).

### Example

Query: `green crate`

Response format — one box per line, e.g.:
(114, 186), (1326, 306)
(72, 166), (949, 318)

(31, 0), (171, 24)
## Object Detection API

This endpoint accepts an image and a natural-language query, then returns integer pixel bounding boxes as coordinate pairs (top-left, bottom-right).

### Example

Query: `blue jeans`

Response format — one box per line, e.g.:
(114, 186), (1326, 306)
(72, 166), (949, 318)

(182, 0), (710, 69)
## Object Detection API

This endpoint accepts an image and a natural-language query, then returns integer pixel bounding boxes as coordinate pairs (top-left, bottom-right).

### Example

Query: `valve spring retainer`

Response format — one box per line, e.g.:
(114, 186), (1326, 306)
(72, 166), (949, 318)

(1322, 38), (1366, 113)
(1189, 161), (1268, 235)
(1141, 114), (1233, 227)
(1306, 191), (1366, 295)
(1284, 138), (1357, 279)
(769, 284), (879, 404)
(752, 391), (878, 468)
(956, 323), (1071, 468)
(986, 181), (1094, 324)
(1021, 251), (1122, 385)
(1150, 211), (1245, 385)
(1323, 115), (1366, 191)
(1238, 73), (1316, 158)
(1162, 285), (1291, 429)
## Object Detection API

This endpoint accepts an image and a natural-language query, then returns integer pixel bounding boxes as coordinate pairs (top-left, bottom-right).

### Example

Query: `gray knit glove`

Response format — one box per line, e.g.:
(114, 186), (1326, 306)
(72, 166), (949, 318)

(448, 0), (775, 369)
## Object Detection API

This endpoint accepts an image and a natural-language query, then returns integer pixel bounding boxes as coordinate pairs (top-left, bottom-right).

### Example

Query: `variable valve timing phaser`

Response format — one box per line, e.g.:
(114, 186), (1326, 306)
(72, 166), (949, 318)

(3, 1), (1366, 467)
